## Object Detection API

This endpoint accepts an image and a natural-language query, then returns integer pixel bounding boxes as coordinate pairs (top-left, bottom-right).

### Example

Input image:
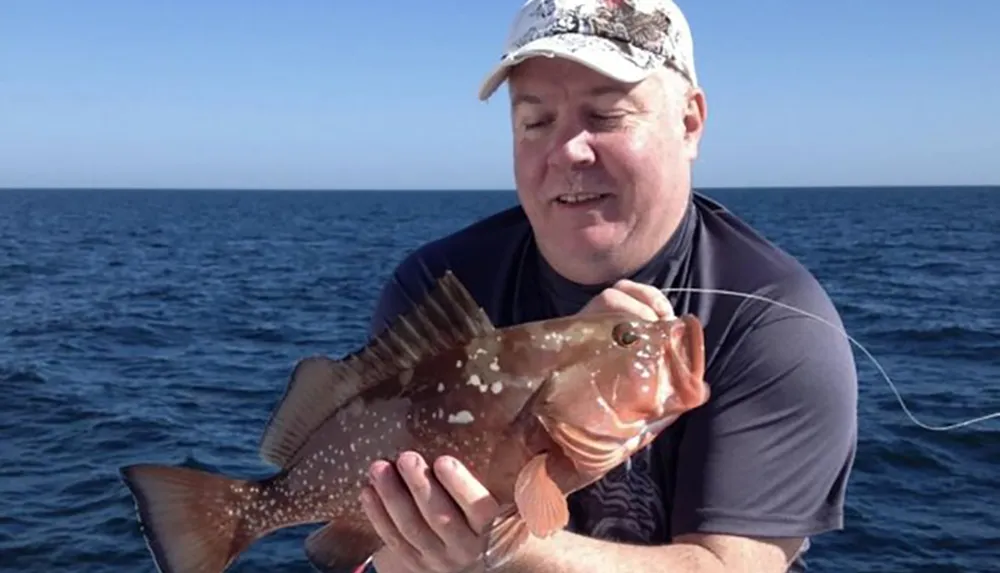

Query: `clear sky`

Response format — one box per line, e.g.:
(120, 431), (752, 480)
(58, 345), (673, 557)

(2, 1), (998, 190)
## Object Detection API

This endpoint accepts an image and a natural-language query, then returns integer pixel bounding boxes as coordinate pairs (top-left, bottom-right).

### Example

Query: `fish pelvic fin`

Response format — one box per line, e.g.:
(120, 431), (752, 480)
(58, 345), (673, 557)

(119, 463), (262, 573)
(513, 453), (569, 537)
(303, 520), (383, 572)
(259, 270), (495, 468)
(479, 452), (569, 570)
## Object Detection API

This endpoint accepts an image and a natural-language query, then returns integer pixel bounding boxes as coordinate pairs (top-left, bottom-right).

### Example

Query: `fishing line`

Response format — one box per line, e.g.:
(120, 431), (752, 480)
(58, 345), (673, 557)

(659, 286), (1000, 431)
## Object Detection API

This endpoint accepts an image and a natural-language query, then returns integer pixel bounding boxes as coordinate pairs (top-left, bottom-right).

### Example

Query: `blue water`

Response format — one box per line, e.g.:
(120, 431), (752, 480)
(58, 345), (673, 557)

(1, 187), (998, 572)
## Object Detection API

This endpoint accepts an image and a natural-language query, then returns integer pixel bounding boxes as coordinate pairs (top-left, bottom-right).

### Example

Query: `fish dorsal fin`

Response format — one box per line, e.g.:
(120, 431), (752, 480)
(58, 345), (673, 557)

(258, 270), (495, 468)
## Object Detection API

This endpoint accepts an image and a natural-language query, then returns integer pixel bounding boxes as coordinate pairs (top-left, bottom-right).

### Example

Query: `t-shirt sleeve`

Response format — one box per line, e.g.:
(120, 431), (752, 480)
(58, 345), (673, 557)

(670, 274), (859, 539)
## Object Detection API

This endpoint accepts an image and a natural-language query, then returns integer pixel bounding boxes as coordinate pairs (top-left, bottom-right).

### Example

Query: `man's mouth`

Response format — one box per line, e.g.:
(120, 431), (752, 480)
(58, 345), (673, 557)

(555, 193), (611, 205)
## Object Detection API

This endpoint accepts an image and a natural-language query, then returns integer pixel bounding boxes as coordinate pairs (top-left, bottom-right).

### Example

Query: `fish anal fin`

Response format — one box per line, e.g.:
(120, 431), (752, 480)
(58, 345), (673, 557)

(304, 520), (383, 573)
(513, 453), (569, 538)
(483, 509), (530, 570)
(259, 271), (494, 468)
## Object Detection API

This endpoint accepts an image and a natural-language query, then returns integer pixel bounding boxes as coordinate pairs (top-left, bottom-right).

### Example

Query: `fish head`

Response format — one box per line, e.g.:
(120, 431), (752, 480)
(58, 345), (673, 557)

(595, 313), (709, 427)
(534, 312), (710, 461)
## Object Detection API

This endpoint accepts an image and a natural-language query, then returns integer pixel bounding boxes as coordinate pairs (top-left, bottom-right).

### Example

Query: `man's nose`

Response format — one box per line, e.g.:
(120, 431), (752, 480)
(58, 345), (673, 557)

(548, 125), (596, 169)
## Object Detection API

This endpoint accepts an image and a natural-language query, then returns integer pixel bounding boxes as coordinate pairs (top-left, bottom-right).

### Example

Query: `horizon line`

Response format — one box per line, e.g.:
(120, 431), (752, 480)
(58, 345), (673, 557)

(1, 184), (998, 193)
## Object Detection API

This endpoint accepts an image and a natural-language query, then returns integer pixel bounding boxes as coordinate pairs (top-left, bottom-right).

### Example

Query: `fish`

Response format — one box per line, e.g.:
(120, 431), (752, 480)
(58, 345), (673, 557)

(118, 270), (709, 573)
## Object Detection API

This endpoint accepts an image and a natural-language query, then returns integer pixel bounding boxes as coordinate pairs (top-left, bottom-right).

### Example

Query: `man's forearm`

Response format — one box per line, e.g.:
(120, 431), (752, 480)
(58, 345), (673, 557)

(494, 530), (726, 573)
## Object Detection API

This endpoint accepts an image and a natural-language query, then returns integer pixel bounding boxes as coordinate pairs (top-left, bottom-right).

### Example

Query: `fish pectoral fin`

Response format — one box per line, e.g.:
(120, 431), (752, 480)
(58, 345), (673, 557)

(304, 520), (384, 573)
(483, 509), (530, 570)
(545, 420), (629, 475)
(513, 453), (569, 538)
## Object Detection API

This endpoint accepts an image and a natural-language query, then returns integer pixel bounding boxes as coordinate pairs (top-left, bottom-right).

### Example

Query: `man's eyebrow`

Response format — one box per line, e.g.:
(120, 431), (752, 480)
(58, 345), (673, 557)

(588, 84), (632, 98)
(511, 93), (542, 108)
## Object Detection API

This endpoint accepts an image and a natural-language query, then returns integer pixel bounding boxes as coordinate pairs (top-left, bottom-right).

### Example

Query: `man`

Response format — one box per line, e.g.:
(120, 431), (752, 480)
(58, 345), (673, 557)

(355, 0), (858, 571)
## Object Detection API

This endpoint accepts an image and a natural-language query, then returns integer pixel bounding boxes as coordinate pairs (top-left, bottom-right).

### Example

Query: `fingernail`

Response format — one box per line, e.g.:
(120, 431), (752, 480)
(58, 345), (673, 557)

(368, 460), (388, 483)
(400, 451), (423, 469)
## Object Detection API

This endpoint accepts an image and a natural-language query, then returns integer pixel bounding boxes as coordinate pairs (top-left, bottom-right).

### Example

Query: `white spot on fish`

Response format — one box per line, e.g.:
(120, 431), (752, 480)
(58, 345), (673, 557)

(456, 360), (463, 368)
(490, 381), (503, 394)
(467, 374), (487, 392)
(448, 410), (475, 424)
(489, 356), (500, 371)
(437, 382), (445, 392)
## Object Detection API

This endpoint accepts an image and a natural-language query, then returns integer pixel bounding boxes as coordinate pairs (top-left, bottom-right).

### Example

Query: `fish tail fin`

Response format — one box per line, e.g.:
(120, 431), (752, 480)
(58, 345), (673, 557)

(120, 463), (263, 573)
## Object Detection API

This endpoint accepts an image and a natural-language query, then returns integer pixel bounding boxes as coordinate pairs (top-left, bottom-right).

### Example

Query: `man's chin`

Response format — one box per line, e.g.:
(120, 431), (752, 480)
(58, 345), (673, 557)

(546, 226), (625, 260)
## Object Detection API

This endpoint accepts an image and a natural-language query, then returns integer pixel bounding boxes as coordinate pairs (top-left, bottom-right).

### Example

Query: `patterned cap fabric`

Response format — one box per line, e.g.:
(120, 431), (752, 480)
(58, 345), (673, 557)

(478, 0), (698, 101)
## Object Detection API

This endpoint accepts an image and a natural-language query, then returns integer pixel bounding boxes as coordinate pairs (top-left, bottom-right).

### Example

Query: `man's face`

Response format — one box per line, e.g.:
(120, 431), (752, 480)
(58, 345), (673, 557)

(508, 57), (706, 285)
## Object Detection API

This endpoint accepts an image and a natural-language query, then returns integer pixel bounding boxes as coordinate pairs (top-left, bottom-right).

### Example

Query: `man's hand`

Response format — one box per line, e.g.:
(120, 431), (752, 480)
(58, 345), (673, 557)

(577, 279), (675, 321)
(360, 452), (501, 573)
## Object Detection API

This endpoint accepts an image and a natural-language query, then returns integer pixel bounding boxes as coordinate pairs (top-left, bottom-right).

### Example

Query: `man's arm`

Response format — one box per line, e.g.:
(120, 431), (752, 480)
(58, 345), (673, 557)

(495, 529), (803, 573)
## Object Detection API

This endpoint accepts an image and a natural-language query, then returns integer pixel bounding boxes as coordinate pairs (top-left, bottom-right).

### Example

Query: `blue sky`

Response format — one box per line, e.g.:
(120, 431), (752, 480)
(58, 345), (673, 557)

(2, 1), (998, 190)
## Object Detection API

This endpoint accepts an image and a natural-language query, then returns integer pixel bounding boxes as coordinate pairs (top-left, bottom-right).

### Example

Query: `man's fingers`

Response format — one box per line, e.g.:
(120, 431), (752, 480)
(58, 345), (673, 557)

(579, 287), (659, 321)
(433, 456), (501, 535)
(612, 279), (675, 319)
(359, 484), (421, 565)
(367, 460), (445, 557)
(396, 452), (482, 553)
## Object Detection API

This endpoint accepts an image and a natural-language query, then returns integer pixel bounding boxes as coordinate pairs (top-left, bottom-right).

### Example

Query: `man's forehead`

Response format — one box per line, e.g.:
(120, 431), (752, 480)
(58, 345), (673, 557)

(509, 61), (643, 105)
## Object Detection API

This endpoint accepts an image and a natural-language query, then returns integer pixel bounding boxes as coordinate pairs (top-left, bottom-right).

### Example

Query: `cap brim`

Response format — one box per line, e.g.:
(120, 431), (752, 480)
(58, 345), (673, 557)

(477, 33), (661, 101)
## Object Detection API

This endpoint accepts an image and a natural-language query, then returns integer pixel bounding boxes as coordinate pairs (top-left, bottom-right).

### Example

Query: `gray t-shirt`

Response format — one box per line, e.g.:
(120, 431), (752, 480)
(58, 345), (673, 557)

(368, 192), (858, 571)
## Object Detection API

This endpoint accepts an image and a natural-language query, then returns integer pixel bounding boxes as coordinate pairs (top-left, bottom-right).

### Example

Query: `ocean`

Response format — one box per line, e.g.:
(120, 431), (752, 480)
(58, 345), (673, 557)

(1, 186), (997, 572)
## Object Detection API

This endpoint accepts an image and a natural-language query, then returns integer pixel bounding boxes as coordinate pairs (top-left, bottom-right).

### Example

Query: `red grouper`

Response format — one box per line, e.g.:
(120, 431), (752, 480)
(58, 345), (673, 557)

(119, 270), (710, 573)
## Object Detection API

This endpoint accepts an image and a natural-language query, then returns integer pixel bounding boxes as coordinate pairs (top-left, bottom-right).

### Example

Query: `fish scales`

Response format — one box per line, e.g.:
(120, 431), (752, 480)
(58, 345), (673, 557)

(119, 271), (710, 573)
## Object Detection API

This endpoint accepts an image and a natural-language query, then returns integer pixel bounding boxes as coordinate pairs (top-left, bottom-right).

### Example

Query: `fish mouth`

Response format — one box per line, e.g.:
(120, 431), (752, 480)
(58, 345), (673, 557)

(668, 315), (709, 410)
(678, 315), (705, 382)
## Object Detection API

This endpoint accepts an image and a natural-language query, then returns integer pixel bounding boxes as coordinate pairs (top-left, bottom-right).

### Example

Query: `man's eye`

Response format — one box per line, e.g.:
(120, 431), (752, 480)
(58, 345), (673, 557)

(524, 118), (552, 130)
(590, 113), (624, 127)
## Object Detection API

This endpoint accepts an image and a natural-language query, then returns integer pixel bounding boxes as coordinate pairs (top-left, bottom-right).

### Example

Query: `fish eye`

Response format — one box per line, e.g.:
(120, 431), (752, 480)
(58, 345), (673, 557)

(612, 322), (640, 346)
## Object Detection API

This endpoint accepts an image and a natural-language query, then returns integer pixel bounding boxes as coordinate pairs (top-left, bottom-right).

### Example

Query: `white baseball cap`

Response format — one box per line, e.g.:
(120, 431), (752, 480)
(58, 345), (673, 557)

(478, 0), (698, 101)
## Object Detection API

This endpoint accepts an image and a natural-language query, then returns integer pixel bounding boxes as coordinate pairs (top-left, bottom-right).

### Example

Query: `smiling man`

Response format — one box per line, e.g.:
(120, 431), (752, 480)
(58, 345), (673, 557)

(357, 1), (858, 572)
